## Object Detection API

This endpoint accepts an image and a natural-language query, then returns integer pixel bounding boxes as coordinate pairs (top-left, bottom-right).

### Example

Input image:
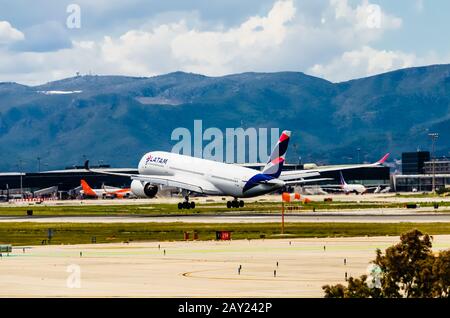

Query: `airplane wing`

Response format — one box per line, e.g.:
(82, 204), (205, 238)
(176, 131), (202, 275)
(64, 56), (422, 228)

(365, 186), (385, 190)
(132, 174), (221, 195)
(279, 170), (322, 181)
(318, 184), (344, 188)
(284, 178), (333, 185)
(305, 153), (390, 173)
(279, 153), (389, 181)
(320, 187), (345, 192)
(84, 161), (220, 195)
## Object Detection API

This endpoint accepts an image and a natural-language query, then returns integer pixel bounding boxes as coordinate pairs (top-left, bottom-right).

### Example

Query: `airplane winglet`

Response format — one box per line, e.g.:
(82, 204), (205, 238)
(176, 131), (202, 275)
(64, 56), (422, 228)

(376, 153), (390, 164)
(84, 160), (90, 171)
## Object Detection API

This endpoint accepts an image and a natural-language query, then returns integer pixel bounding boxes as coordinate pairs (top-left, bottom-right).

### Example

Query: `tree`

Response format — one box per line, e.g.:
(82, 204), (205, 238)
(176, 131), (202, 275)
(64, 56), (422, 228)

(345, 275), (376, 298)
(374, 229), (433, 297)
(323, 229), (450, 298)
(323, 284), (346, 298)
(432, 250), (450, 297)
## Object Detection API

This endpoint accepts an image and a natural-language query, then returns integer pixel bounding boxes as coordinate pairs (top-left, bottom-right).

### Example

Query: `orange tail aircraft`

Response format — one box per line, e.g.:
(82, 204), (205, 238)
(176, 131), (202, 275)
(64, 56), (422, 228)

(80, 179), (131, 199)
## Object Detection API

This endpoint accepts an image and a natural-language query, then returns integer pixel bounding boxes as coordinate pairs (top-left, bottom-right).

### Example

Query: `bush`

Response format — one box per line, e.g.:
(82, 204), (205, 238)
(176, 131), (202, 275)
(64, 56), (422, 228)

(323, 229), (450, 298)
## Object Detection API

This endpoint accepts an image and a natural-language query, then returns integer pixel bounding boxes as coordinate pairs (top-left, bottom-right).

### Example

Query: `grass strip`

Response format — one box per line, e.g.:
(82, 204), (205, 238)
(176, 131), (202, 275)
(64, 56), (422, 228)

(0, 201), (449, 216)
(2, 222), (450, 246)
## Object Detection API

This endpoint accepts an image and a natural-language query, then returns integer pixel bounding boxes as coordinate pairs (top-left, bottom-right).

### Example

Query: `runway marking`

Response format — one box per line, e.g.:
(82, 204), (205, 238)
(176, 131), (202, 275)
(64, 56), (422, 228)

(181, 269), (335, 282)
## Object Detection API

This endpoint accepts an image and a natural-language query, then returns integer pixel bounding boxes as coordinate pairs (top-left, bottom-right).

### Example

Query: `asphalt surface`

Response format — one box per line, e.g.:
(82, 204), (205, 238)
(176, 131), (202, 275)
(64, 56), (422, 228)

(3, 193), (450, 207)
(2, 236), (450, 297)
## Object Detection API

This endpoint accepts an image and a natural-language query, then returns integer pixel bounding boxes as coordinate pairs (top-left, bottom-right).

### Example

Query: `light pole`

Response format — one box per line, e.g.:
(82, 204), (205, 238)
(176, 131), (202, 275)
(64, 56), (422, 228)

(428, 133), (439, 193)
(37, 156), (41, 172)
(357, 148), (361, 164)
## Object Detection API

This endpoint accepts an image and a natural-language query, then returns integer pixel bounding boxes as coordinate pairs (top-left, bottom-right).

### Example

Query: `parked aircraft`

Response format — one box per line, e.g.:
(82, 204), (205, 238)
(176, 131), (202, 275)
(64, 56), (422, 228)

(322, 171), (384, 194)
(80, 179), (131, 199)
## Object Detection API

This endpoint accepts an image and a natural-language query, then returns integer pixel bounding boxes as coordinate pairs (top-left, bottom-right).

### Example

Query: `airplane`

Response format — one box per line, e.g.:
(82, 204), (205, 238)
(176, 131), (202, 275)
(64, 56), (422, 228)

(80, 179), (132, 199)
(84, 130), (389, 209)
(321, 171), (384, 195)
(380, 186), (391, 193)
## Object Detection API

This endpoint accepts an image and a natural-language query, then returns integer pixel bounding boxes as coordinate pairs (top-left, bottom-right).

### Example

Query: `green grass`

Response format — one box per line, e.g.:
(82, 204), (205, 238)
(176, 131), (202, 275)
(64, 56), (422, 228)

(2, 222), (450, 246)
(1, 200), (449, 216)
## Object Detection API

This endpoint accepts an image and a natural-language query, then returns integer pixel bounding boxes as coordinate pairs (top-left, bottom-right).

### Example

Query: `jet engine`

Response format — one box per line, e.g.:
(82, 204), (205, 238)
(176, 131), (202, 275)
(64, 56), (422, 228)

(130, 180), (158, 198)
(302, 163), (318, 170)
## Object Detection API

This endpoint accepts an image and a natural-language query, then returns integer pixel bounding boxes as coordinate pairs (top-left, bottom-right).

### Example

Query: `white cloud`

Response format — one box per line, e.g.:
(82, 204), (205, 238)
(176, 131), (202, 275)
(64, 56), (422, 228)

(0, 0), (299, 84)
(309, 46), (417, 82)
(0, 41), (112, 85)
(0, 0), (445, 85)
(331, 0), (402, 30)
(0, 21), (24, 44)
(94, 0), (405, 79)
(100, 0), (296, 76)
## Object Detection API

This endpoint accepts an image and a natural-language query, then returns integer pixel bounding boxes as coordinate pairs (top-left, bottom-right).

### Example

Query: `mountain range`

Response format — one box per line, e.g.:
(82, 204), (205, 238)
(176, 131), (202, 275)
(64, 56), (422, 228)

(1, 65), (449, 172)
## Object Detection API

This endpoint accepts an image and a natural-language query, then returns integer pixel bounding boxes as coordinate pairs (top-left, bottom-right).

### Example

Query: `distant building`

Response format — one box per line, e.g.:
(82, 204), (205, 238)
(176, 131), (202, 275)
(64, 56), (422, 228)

(424, 160), (450, 174)
(317, 167), (390, 187)
(394, 153), (450, 192)
(393, 174), (450, 192)
(0, 168), (135, 193)
(402, 151), (430, 175)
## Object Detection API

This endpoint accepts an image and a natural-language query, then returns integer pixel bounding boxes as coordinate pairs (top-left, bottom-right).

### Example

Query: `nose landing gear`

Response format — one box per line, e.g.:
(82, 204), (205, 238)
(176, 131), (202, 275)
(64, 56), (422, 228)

(227, 199), (244, 208)
(178, 196), (195, 209)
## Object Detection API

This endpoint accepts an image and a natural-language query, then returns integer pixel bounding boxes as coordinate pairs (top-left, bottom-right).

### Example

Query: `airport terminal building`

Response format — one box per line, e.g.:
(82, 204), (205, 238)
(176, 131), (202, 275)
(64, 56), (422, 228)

(0, 166), (135, 198)
(393, 151), (450, 192)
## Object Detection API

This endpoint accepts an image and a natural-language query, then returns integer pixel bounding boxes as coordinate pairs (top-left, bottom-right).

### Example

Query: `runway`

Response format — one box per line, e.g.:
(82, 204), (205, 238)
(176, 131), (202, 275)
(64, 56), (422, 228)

(3, 193), (450, 207)
(1, 235), (449, 297)
(1, 211), (450, 223)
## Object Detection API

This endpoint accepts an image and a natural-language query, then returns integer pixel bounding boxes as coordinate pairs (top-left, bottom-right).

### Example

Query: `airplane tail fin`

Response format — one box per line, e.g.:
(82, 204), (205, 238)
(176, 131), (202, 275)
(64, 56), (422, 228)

(262, 130), (291, 178)
(80, 179), (96, 196)
(376, 153), (390, 164)
(339, 171), (347, 186)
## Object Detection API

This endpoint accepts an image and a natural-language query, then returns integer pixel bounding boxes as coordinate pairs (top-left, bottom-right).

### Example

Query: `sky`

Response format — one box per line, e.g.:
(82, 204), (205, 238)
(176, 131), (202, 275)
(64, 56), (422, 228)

(0, 0), (449, 85)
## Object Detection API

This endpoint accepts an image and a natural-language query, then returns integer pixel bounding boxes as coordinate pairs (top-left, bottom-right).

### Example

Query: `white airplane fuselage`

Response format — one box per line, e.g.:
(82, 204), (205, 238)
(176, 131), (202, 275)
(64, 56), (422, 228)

(342, 184), (367, 194)
(135, 151), (285, 198)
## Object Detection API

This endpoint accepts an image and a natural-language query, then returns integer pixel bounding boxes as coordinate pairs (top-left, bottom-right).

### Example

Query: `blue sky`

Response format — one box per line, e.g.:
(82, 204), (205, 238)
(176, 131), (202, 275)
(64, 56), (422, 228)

(0, 0), (449, 84)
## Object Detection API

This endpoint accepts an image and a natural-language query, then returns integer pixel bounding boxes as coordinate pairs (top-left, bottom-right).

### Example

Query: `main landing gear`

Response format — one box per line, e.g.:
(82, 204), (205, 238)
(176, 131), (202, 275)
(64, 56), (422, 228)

(178, 196), (195, 209)
(227, 199), (244, 209)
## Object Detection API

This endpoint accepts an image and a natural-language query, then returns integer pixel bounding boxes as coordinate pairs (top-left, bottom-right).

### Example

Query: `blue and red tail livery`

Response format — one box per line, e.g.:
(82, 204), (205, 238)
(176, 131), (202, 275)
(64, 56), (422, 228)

(262, 130), (291, 178)
(243, 130), (291, 193)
